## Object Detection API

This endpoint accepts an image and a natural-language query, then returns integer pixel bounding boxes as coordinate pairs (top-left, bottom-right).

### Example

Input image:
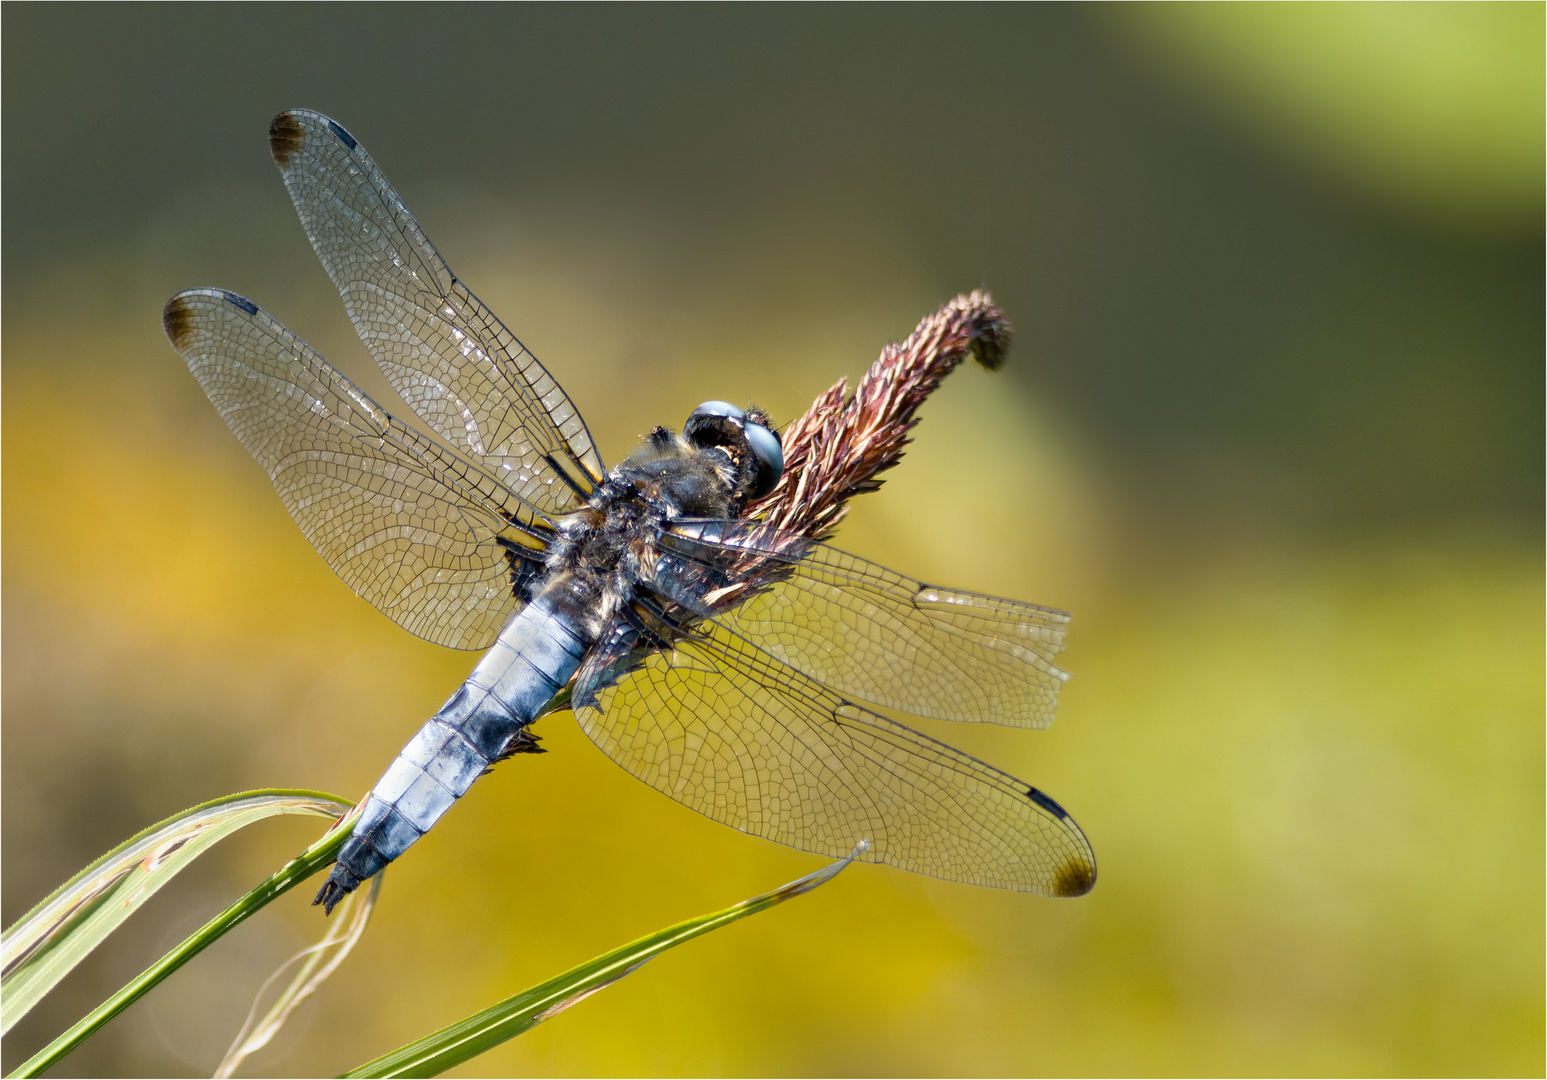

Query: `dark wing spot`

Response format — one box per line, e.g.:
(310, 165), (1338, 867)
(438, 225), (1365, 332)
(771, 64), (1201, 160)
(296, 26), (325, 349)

(1026, 786), (1068, 819)
(221, 291), (258, 315)
(162, 295), (194, 349)
(268, 111), (305, 167)
(1051, 857), (1096, 897)
(326, 119), (358, 150)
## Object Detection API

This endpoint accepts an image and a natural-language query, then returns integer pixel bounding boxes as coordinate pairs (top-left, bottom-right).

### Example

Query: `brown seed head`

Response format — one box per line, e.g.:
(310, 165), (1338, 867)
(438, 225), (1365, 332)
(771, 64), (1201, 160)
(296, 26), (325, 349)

(748, 289), (1012, 541)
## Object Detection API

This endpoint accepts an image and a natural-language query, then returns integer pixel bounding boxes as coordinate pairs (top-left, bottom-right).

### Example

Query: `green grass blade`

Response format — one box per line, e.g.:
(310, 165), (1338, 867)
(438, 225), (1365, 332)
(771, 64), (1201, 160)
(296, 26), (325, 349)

(344, 840), (870, 1080)
(7, 796), (358, 1079)
(1, 789), (352, 1037)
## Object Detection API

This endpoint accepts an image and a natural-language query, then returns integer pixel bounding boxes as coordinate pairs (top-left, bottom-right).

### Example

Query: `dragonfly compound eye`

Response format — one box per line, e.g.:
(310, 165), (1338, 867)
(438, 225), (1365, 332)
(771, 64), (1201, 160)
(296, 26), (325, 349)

(744, 419), (783, 499)
(684, 400), (781, 500)
(687, 400), (744, 423)
(683, 400), (746, 452)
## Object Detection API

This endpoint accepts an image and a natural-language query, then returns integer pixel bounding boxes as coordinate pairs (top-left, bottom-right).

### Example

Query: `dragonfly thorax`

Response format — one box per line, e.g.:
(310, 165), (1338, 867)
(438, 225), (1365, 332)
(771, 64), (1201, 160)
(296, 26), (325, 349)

(539, 411), (781, 643)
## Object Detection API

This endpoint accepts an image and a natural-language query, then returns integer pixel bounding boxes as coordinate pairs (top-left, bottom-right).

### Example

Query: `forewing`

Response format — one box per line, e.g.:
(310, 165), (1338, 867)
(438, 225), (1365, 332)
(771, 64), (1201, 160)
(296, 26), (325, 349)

(165, 288), (545, 650)
(268, 109), (604, 510)
(578, 622), (1095, 896)
(659, 521), (1070, 727)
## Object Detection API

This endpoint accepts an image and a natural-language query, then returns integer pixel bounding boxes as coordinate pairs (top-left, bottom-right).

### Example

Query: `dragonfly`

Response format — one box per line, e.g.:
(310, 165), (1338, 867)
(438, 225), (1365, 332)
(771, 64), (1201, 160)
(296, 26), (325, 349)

(162, 110), (1096, 914)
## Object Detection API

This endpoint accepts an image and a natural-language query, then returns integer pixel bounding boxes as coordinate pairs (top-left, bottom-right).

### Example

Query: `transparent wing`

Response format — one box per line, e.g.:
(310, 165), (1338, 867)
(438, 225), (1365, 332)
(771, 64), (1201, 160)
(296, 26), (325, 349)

(656, 521), (1070, 728)
(579, 622), (1095, 896)
(268, 109), (605, 511)
(164, 288), (549, 651)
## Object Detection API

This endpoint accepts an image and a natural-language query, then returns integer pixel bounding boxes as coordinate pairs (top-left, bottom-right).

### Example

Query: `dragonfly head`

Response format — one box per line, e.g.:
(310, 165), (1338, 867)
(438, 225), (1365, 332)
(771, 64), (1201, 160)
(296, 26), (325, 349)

(684, 401), (783, 504)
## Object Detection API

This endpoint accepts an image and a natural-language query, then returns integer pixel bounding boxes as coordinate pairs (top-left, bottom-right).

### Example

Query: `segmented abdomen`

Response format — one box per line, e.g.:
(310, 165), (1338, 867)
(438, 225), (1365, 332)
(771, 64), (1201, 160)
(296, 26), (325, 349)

(317, 596), (588, 910)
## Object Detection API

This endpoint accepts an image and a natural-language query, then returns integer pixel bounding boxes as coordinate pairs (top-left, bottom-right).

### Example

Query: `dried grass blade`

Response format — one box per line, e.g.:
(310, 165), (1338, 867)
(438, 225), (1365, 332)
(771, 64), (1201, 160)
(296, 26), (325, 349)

(214, 874), (382, 1077)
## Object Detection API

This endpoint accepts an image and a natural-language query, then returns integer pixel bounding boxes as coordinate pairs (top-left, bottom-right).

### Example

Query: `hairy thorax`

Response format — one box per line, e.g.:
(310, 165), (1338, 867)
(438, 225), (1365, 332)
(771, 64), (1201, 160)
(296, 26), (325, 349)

(539, 427), (744, 643)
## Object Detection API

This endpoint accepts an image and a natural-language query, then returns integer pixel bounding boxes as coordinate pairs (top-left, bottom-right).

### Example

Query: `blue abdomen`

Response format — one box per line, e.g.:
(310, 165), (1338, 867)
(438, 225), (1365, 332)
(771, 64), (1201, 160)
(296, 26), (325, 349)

(316, 595), (588, 910)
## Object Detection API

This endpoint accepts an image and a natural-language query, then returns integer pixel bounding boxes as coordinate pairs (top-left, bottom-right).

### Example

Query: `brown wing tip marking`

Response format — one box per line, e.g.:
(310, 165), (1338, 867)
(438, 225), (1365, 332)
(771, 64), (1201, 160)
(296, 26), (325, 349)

(1050, 857), (1096, 897)
(162, 295), (195, 350)
(269, 111), (305, 168)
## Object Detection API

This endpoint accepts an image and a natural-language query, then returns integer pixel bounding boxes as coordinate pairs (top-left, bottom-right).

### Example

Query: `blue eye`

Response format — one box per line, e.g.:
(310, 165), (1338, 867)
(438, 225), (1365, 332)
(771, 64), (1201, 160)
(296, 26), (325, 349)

(684, 400), (780, 499)
(744, 421), (783, 499)
(689, 400), (744, 422)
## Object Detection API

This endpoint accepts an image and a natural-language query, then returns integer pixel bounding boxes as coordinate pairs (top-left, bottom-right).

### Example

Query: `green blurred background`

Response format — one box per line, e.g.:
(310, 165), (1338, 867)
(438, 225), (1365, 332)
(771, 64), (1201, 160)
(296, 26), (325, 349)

(3, 4), (1541, 1076)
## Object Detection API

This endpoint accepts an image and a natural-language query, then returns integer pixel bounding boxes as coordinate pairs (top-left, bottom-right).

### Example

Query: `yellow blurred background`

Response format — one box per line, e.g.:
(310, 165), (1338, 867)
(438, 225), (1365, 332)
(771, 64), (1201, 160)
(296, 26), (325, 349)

(3, 5), (1541, 1076)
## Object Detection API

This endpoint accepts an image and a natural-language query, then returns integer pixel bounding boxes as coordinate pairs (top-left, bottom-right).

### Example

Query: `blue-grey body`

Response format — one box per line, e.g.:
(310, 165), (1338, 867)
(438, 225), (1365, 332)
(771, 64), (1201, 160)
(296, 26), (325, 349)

(309, 405), (784, 911)
(329, 598), (589, 896)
